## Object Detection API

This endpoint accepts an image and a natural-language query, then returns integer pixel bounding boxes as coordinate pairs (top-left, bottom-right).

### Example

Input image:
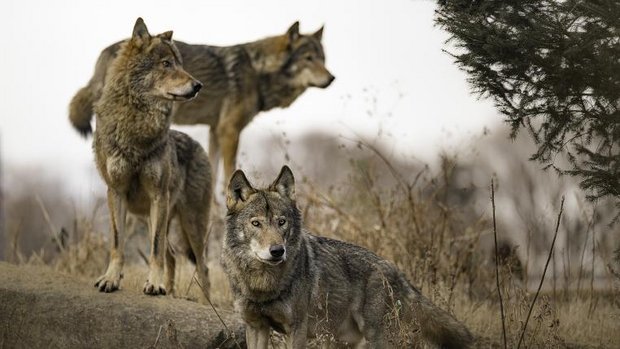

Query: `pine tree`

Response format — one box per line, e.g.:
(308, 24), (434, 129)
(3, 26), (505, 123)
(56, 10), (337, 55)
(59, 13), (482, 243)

(435, 0), (620, 205)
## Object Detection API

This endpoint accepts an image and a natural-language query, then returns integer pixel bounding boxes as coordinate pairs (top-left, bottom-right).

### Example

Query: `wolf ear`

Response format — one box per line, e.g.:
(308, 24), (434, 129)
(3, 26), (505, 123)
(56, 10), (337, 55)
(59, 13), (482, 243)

(313, 26), (324, 41)
(158, 30), (173, 41)
(132, 17), (151, 45)
(227, 170), (256, 210)
(270, 166), (296, 200)
(286, 21), (300, 42)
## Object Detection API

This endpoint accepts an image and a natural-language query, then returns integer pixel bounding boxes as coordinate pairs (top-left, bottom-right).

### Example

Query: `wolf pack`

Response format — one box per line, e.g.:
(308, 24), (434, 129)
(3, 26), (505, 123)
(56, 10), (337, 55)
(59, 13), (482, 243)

(68, 18), (473, 348)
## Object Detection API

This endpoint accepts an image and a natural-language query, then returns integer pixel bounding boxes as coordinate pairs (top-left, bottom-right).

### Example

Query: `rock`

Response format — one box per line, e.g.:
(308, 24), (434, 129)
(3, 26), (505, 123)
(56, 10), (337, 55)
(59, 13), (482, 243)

(0, 262), (245, 348)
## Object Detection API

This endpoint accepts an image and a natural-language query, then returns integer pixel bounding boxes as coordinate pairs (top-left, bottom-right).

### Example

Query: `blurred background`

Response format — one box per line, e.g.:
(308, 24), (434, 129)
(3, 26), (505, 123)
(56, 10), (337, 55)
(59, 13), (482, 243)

(1, 0), (499, 253)
(2, 1), (619, 346)
(1, 0), (618, 336)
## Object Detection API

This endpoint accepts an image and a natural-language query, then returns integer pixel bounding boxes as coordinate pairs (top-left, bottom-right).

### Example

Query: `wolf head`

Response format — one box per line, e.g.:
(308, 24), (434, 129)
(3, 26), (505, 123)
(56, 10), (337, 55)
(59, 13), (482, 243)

(118, 18), (202, 101)
(251, 22), (335, 89)
(225, 166), (302, 266)
(283, 24), (335, 89)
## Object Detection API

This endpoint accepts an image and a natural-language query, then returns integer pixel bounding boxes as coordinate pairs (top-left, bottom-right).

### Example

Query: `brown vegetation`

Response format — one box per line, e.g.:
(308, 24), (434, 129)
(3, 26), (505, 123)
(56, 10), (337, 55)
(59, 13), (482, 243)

(2, 130), (619, 348)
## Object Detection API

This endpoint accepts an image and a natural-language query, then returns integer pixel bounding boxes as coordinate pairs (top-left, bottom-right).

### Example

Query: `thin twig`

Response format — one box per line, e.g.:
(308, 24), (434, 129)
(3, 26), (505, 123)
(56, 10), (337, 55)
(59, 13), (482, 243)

(491, 179), (507, 349)
(152, 324), (164, 348)
(589, 214), (596, 316)
(35, 194), (64, 252)
(136, 248), (149, 265)
(184, 269), (197, 297)
(517, 196), (565, 349)
(194, 274), (242, 349)
(577, 203), (596, 294)
(10, 217), (24, 263)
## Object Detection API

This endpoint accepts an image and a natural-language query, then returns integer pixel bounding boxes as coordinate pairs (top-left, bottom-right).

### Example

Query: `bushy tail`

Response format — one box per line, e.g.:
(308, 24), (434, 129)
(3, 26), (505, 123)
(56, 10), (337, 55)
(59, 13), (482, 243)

(68, 84), (97, 136)
(410, 291), (474, 349)
(68, 43), (118, 136)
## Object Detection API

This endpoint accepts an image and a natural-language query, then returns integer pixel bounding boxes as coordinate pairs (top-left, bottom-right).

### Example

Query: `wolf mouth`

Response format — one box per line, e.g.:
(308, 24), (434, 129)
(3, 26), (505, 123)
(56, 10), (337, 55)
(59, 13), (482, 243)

(168, 91), (197, 100)
(254, 253), (285, 265)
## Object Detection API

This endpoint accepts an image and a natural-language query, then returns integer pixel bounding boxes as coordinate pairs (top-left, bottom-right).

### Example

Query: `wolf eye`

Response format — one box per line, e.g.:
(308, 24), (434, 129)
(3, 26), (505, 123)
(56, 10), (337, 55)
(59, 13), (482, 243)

(162, 60), (171, 68)
(251, 220), (261, 227)
(278, 218), (286, 226)
(305, 55), (313, 61)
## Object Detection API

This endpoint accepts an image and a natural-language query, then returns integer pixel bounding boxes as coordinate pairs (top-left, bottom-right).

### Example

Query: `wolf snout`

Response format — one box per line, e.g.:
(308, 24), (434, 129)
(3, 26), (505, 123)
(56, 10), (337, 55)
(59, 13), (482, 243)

(269, 244), (286, 259)
(321, 74), (335, 88)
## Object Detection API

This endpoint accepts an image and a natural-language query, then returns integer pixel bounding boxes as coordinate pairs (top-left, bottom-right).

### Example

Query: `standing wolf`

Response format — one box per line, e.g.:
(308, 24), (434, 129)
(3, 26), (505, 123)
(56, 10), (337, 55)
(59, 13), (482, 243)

(93, 18), (212, 298)
(69, 22), (334, 183)
(222, 166), (474, 348)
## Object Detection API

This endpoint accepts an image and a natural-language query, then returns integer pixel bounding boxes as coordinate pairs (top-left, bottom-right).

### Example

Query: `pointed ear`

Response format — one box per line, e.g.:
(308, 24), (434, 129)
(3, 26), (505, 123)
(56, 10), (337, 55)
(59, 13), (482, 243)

(132, 17), (151, 44)
(313, 26), (324, 41)
(286, 21), (300, 42)
(270, 166), (296, 200)
(227, 170), (256, 210)
(158, 30), (173, 41)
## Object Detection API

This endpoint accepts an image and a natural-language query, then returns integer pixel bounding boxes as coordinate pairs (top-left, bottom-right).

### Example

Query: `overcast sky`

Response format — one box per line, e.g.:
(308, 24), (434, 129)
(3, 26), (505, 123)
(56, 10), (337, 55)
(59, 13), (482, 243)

(0, 0), (499, 203)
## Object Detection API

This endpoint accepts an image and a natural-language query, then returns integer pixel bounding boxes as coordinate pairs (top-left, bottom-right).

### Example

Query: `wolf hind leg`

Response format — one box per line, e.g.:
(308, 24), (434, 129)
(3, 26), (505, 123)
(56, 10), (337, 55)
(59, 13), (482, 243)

(164, 223), (176, 295)
(178, 209), (211, 301)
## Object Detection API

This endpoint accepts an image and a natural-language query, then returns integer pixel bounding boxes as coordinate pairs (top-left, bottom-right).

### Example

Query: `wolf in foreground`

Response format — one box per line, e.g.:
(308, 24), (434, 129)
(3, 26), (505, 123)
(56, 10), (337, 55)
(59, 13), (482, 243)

(69, 22), (334, 184)
(222, 166), (474, 348)
(92, 18), (212, 298)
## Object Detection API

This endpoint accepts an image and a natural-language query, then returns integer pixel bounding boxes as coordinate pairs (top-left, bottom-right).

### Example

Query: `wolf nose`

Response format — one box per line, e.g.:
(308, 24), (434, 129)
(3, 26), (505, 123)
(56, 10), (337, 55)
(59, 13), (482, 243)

(269, 245), (285, 258)
(321, 74), (335, 88)
(192, 81), (203, 93)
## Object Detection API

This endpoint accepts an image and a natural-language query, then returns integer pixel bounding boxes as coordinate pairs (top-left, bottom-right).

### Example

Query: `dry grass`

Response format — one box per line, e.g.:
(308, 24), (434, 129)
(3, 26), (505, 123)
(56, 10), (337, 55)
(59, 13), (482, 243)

(6, 156), (620, 349)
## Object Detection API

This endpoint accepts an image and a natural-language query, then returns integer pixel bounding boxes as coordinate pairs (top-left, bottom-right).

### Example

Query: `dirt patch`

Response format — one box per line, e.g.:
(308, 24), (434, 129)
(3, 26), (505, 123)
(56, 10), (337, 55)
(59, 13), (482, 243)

(0, 262), (245, 348)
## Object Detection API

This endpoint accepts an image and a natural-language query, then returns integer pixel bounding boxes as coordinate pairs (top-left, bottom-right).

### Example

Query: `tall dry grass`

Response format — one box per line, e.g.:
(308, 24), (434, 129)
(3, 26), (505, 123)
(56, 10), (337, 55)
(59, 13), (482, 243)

(3, 149), (619, 348)
(296, 153), (618, 348)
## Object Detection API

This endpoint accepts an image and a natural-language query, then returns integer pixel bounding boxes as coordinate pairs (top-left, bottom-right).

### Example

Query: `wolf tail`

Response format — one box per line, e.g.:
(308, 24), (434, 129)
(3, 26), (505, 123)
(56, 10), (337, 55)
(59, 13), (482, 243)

(409, 287), (474, 349)
(68, 83), (97, 136)
(68, 45), (117, 136)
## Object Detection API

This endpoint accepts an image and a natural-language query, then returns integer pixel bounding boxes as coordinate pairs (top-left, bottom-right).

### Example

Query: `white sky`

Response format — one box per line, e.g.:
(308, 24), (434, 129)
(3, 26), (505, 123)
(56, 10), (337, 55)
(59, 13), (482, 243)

(0, 0), (499, 203)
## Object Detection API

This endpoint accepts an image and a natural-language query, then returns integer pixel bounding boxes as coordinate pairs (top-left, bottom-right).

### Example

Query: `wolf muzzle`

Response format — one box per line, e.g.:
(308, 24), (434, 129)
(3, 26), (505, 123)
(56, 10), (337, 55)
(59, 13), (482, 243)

(320, 74), (335, 88)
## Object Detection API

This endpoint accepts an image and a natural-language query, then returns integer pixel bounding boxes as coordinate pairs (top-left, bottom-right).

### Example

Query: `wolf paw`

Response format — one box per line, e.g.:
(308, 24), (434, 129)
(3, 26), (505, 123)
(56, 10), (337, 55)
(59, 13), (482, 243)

(94, 272), (122, 293)
(143, 281), (167, 296)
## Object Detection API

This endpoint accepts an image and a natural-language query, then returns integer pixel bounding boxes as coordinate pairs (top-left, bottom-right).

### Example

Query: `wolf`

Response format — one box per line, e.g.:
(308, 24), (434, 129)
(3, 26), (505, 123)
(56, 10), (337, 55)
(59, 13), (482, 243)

(222, 166), (474, 348)
(69, 22), (334, 184)
(92, 18), (212, 298)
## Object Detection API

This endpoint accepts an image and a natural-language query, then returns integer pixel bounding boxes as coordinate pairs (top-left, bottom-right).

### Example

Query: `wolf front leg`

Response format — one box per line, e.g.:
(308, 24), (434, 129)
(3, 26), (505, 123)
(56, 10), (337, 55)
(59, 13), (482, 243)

(217, 126), (241, 184)
(208, 127), (221, 187)
(144, 190), (170, 295)
(217, 102), (250, 183)
(95, 188), (127, 292)
(246, 325), (270, 349)
(287, 318), (309, 349)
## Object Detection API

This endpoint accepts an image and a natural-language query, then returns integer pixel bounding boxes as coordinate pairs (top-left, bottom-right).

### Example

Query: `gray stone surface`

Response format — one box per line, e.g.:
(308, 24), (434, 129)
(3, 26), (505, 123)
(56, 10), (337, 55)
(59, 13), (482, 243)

(0, 262), (245, 348)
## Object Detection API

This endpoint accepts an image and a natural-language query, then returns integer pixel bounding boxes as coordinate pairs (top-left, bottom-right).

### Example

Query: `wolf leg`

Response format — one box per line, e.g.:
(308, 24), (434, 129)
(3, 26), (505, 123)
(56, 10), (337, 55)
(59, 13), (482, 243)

(95, 188), (127, 292)
(208, 127), (221, 187)
(179, 211), (211, 300)
(246, 325), (270, 349)
(216, 105), (245, 183)
(287, 318), (309, 349)
(143, 192), (170, 295)
(164, 221), (176, 295)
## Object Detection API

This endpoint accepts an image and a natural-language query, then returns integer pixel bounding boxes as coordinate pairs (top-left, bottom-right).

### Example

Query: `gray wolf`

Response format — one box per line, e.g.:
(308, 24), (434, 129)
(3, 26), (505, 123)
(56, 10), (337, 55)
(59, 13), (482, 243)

(221, 166), (474, 348)
(92, 18), (212, 298)
(69, 22), (334, 184)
